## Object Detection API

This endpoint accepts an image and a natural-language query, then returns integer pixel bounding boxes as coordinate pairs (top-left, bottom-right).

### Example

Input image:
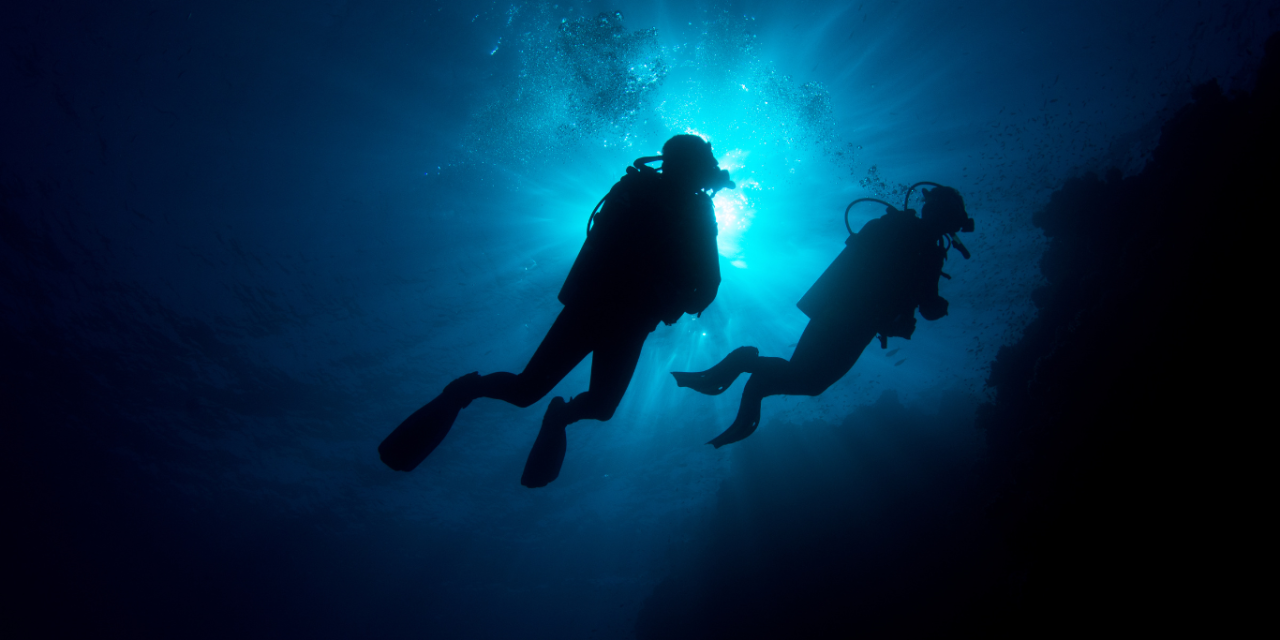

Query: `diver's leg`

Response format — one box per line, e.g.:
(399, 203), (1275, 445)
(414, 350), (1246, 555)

(671, 346), (761, 395)
(706, 315), (876, 449)
(565, 324), (649, 422)
(379, 307), (592, 472)
(705, 355), (811, 448)
(782, 314), (876, 396)
(476, 307), (595, 408)
(521, 324), (648, 488)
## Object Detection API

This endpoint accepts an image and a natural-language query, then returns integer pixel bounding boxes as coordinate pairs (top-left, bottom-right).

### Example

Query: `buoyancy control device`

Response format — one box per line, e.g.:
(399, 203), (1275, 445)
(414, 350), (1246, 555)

(841, 182), (974, 349)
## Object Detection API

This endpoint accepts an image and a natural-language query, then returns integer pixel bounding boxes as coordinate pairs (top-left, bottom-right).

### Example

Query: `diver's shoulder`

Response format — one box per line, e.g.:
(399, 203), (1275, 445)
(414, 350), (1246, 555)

(873, 208), (929, 233)
(612, 164), (660, 194)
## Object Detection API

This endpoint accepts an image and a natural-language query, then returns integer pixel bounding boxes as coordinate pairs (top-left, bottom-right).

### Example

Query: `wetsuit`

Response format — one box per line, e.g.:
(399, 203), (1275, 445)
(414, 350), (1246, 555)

(379, 136), (729, 487)
(475, 167), (721, 425)
(769, 207), (949, 397)
(676, 206), (949, 447)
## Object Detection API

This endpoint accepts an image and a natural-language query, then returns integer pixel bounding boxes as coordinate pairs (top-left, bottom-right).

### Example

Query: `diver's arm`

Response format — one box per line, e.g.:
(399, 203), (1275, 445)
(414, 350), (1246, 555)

(685, 198), (721, 316)
(916, 245), (949, 321)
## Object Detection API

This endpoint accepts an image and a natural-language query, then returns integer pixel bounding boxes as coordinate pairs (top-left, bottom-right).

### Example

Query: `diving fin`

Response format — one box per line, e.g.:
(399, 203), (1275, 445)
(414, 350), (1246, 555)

(671, 346), (759, 396)
(521, 397), (570, 488)
(707, 396), (762, 449)
(378, 372), (481, 472)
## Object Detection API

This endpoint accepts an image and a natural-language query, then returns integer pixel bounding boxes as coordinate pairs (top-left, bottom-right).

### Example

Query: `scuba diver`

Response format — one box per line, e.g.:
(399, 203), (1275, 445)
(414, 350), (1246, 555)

(672, 184), (974, 447)
(379, 134), (733, 487)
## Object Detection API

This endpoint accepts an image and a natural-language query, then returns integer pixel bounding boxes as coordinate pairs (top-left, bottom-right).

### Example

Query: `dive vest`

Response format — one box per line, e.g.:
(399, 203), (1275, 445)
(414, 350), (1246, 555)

(558, 165), (721, 325)
(797, 208), (948, 340)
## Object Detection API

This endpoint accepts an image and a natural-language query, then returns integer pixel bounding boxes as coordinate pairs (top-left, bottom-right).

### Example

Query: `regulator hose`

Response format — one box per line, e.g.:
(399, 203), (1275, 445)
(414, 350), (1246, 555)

(844, 198), (897, 234)
(903, 181), (943, 211)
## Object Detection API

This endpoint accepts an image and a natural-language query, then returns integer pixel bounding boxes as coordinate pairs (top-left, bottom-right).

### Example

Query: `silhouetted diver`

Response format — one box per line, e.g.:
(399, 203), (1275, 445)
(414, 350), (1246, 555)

(380, 135), (733, 487)
(673, 184), (973, 447)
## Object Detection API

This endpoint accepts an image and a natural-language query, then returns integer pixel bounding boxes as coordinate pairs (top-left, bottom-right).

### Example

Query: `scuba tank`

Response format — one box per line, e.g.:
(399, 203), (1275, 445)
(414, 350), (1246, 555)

(561, 154), (731, 314)
(587, 155), (735, 237)
(835, 182), (975, 349)
(844, 182), (975, 260)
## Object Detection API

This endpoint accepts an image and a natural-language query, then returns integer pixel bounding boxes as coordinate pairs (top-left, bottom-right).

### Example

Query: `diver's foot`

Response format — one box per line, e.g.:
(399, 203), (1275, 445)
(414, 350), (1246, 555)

(378, 372), (482, 472)
(672, 346), (759, 396)
(441, 371), (484, 407)
(707, 399), (762, 449)
(522, 397), (571, 488)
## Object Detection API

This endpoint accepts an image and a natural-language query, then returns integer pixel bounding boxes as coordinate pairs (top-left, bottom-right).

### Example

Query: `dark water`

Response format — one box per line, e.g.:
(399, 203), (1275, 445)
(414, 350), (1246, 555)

(4, 1), (1274, 637)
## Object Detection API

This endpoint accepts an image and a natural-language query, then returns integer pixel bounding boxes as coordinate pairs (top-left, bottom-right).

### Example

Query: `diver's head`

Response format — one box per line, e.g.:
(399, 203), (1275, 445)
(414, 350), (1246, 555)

(920, 186), (973, 236)
(660, 135), (734, 193)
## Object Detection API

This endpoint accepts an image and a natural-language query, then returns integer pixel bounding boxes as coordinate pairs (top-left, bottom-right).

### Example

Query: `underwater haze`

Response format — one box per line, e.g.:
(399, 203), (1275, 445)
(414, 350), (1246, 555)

(4, 1), (1275, 637)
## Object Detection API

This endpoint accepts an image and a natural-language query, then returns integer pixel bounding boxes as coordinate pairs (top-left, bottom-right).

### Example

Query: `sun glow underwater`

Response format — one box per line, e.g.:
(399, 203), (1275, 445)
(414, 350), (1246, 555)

(450, 8), (933, 422)
(463, 8), (858, 273)
(13, 1), (1280, 638)
(708, 146), (757, 269)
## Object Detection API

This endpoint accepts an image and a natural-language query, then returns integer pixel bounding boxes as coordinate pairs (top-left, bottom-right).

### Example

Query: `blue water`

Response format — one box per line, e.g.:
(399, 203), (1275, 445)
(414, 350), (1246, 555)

(4, 1), (1274, 637)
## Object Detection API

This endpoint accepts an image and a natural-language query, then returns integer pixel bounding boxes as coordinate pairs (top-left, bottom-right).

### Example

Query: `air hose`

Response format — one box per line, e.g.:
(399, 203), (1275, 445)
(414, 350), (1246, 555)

(844, 182), (972, 259)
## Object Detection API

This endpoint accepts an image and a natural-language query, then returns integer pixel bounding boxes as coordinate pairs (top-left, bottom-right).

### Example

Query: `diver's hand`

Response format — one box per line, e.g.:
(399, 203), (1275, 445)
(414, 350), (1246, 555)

(919, 296), (949, 321)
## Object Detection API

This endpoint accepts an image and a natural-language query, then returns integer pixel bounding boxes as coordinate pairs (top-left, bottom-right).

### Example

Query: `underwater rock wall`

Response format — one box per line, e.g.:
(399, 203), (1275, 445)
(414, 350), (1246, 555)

(637, 30), (1278, 640)
(970, 30), (1277, 634)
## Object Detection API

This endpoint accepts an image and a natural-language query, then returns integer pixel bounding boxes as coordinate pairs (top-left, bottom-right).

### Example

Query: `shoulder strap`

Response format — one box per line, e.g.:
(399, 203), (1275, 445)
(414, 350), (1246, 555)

(587, 162), (660, 237)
